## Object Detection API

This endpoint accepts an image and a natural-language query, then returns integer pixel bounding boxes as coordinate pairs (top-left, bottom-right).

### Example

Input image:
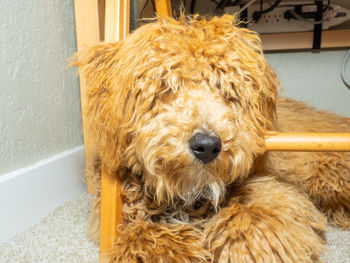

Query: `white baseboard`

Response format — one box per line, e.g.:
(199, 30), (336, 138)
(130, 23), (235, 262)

(0, 146), (86, 244)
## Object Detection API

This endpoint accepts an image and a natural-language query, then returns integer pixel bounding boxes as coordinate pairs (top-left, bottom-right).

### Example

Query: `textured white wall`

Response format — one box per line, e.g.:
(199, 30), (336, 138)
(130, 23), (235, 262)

(0, 1), (83, 175)
(265, 50), (350, 117)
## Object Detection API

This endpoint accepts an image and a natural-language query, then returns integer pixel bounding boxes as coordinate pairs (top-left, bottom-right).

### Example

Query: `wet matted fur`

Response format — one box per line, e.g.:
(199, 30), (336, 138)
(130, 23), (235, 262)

(72, 15), (350, 263)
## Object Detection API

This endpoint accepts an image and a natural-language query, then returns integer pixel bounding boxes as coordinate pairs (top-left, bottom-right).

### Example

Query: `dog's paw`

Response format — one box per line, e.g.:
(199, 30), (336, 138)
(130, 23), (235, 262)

(101, 221), (210, 263)
(204, 177), (327, 263)
(311, 152), (350, 229)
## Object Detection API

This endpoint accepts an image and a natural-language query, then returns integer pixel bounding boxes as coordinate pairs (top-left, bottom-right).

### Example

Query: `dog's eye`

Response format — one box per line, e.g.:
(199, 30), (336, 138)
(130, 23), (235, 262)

(217, 83), (221, 90)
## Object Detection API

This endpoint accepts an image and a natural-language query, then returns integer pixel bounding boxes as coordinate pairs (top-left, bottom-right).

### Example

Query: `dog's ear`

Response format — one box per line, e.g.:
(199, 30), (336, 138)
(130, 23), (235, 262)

(70, 42), (131, 172)
(202, 15), (279, 135)
(235, 25), (280, 134)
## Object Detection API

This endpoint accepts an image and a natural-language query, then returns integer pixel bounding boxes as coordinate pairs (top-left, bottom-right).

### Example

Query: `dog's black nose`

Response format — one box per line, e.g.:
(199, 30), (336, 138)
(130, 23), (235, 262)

(189, 133), (222, 164)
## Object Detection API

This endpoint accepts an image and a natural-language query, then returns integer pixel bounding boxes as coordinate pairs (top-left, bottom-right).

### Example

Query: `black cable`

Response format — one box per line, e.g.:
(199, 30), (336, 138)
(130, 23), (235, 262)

(216, 0), (231, 12)
(190, 0), (197, 13)
(216, 0), (241, 14)
(253, 0), (282, 21)
(230, 0), (240, 5)
(140, 0), (150, 17)
(323, 0), (330, 12)
(140, 0), (156, 17)
(284, 1), (332, 22)
(259, 0), (281, 14)
(217, 0), (240, 8)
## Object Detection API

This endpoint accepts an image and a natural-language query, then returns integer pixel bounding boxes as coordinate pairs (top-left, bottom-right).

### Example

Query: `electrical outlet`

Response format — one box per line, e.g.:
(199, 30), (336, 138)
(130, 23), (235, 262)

(225, 2), (350, 33)
(273, 12), (283, 24)
(260, 11), (281, 24)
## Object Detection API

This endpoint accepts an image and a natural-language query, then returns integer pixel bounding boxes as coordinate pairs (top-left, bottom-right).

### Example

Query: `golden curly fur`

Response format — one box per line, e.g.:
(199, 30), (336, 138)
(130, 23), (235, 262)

(72, 15), (350, 262)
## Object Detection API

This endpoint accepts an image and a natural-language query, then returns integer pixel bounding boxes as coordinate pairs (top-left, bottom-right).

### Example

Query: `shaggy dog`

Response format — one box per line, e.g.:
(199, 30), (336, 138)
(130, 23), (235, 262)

(73, 15), (350, 262)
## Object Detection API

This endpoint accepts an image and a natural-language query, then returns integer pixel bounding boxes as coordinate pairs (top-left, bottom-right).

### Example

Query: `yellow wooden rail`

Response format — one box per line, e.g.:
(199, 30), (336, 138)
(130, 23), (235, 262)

(265, 133), (350, 152)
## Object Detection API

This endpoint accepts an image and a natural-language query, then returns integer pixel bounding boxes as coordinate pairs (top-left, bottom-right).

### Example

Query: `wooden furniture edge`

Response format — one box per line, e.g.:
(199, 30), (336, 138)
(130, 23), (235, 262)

(99, 0), (171, 257)
(261, 29), (350, 51)
(99, 0), (130, 259)
(73, 0), (103, 193)
(265, 132), (350, 151)
(99, 165), (123, 256)
(155, 0), (172, 17)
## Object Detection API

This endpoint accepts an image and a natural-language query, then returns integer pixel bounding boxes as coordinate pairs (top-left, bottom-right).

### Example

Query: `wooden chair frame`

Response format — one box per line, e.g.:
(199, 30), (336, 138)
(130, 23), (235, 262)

(73, 1), (350, 260)
(74, 0), (129, 257)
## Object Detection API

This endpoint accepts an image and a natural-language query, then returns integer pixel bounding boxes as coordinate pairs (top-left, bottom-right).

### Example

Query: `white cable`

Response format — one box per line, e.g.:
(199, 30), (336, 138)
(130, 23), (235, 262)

(341, 49), (350, 89)
(239, 0), (257, 14)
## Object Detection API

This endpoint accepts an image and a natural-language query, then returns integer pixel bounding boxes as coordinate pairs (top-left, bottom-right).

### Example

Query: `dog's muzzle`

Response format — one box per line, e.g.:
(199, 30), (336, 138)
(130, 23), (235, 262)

(189, 133), (222, 164)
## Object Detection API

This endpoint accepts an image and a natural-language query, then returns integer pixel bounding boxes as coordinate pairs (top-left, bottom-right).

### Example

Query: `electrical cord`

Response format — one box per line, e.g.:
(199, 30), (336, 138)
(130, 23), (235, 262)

(288, 9), (333, 24)
(216, 0), (240, 12)
(258, 0), (282, 14)
(253, 0), (282, 21)
(190, 0), (197, 13)
(140, 0), (155, 17)
(239, 0), (257, 14)
(323, 0), (331, 12)
(341, 49), (350, 89)
(140, 0), (150, 17)
(286, 1), (333, 24)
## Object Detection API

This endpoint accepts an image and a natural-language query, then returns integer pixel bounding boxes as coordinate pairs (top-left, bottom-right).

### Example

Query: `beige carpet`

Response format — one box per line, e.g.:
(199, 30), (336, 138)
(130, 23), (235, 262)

(1, 192), (349, 263)
(0, 193), (99, 263)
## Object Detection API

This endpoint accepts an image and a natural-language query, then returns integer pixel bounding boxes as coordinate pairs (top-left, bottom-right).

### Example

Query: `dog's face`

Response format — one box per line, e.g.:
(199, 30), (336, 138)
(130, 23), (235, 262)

(74, 15), (279, 206)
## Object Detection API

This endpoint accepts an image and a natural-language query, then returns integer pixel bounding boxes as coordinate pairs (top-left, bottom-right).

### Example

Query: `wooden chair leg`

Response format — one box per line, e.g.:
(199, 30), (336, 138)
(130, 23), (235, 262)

(73, 0), (104, 194)
(99, 0), (130, 258)
(155, 0), (172, 17)
(99, 164), (123, 258)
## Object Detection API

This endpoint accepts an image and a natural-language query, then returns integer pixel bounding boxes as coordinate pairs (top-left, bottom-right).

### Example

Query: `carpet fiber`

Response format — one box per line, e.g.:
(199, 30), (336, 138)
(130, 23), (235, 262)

(1, 192), (349, 262)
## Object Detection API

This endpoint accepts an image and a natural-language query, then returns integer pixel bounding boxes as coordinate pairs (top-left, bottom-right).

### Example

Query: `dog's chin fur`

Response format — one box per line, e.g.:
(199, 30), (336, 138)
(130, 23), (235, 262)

(139, 134), (256, 208)
(144, 166), (227, 208)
